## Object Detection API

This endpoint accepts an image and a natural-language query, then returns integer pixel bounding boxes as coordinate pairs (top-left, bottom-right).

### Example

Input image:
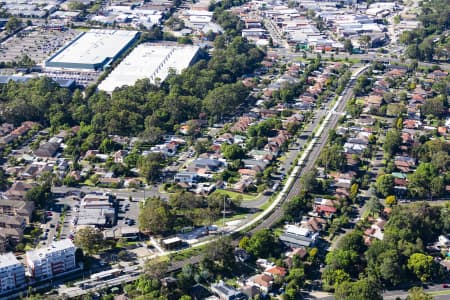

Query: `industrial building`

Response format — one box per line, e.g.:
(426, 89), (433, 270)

(25, 239), (76, 280)
(98, 44), (199, 93)
(45, 29), (139, 71)
(0, 252), (26, 294)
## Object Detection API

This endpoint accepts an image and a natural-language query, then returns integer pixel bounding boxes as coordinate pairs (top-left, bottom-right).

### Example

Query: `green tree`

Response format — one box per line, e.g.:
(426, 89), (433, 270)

(406, 287), (433, 300)
(25, 184), (51, 208)
(322, 268), (351, 290)
(203, 82), (249, 121)
(139, 197), (172, 235)
(318, 145), (346, 171)
(335, 279), (382, 300)
(241, 229), (278, 258)
(221, 143), (246, 160)
(139, 153), (165, 183)
(344, 39), (354, 54)
(421, 98), (445, 117)
(378, 249), (404, 286)
(375, 174), (395, 197)
(284, 194), (311, 221)
(0, 169), (9, 191)
(349, 183), (359, 202)
(337, 231), (366, 253)
(300, 169), (319, 193)
(5, 16), (22, 33)
(325, 249), (360, 276)
(74, 227), (104, 255)
(408, 163), (438, 199)
(203, 236), (235, 273)
(385, 195), (397, 207)
(407, 253), (434, 282)
(143, 258), (169, 280)
(358, 35), (371, 49)
(383, 130), (401, 157)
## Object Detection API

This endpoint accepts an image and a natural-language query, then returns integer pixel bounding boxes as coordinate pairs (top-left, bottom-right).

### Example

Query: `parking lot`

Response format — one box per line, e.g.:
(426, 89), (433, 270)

(40, 193), (141, 245)
(0, 26), (79, 65)
(116, 197), (140, 230)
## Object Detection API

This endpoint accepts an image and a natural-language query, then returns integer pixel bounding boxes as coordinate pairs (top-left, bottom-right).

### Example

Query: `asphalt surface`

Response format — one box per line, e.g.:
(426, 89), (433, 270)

(250, 68), (366, 233)
(241, 109), (328, 209)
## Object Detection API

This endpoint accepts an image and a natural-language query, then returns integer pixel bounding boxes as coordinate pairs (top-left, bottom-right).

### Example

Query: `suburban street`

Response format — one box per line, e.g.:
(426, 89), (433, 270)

(53, 61), (370, 298)
(251, 65), (369, 233)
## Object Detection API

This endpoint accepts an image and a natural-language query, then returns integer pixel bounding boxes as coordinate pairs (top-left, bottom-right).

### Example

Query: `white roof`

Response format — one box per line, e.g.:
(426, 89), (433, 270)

(286, 225), (310, 237)
(99, 44), (199, 92)
(163, 237), (182, 244)
(26, 239), (75, 261)
(0, 252), (21, 268)
(48, 29), (138, 67)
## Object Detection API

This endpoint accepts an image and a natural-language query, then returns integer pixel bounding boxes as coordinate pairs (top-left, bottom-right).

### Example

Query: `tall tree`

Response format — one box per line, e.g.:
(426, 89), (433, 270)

(139, 197), (172, 235)
(74, 227), (104, 255)
(383, 130), (401, 157)
(407, 253), (435, 282)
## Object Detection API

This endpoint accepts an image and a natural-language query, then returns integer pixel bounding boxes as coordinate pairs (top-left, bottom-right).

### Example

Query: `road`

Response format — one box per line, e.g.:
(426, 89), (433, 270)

(383, 285), (450, 300)
(241, 108), (329, 209)
(55, 64), (370, 298)
(250, 65), (369, 233)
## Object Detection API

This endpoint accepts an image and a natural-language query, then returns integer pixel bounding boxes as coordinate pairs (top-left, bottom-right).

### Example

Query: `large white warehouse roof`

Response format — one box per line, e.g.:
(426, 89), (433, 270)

(45, 29), (139, 70)
(98, 43), (199, 92)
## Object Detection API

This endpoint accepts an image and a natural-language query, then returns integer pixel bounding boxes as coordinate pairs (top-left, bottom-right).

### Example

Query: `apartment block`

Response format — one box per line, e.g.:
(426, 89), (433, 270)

(25, 239), (76, 280)
(0, 252), (26, 294)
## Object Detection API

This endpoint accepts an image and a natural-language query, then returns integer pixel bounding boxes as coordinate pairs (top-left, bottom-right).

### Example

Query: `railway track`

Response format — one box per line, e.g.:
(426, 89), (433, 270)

(250, 66), (368, 233)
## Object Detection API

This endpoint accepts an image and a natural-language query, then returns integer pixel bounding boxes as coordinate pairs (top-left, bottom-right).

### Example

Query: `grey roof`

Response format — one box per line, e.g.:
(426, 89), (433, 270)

(280, 233), (313, 247)
(193, 158), (222, 167)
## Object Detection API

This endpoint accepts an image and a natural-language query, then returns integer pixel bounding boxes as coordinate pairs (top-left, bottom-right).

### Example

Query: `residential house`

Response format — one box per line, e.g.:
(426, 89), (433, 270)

(315, 204), (337, 218)
(210, 281), (246, 300)
(191, 158), (223, 172)
(238, 169), (258, 177)
(190, 284), (213, 300)
(174, 172), (199, 184)
(403, 119), (421, 129)
(249, 273), (273, 292)
(364, 94), (383, 109)
(34, 142), (60, 158)
(394, 155), (416, 173)
(280, 224), (319, 247)
(230, 116), (255, 133)
(239, 285), (261, 299)
(232, 177), (254, 193)
(113, 150), (128, 164)
(427, 69), (449, 80)
(284, 247), (307, 268)
(98, 177), (122, 187)
(0, 198), (34, 223)
(264, 266), (287, 278)
(364, 218), (386, 241)
(4, 181), (35, 201)
(0, 215), (25, 243)
(247, 150), (273, 161)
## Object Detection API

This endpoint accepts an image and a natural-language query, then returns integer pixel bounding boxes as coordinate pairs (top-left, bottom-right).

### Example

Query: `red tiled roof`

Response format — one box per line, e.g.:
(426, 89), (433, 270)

(265, 266), (287, 277)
